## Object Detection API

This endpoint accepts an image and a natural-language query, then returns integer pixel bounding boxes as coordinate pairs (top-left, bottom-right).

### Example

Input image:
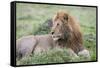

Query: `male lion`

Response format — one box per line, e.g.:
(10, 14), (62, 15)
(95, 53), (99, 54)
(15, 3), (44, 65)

(16, 34), (61, 59)
(50, 11), (90, 58)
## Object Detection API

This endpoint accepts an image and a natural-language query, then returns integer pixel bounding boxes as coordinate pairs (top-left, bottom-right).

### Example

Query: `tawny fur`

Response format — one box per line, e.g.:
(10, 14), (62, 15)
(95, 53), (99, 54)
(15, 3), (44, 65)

(51, 11), (90, 56)
(16, 11), (90, 60)
(16, 34), (56, 59)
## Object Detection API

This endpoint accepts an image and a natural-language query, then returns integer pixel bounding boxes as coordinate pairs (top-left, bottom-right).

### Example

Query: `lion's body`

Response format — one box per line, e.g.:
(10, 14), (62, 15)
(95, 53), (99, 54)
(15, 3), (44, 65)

(16, 34), (55, 59)
(51, 11), (90, 58)
(16, 11), (90, 60)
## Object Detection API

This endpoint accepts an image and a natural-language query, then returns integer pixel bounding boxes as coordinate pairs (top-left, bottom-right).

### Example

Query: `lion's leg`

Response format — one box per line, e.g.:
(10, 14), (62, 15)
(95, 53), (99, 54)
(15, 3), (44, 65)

(67, 48), (79, 58)
(78, 49), (90, 59)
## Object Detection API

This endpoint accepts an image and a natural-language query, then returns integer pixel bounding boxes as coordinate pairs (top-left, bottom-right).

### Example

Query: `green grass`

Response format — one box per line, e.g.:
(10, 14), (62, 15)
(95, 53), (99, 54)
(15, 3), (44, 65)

(16, 3), (97, 65)
(17, 48), (82, 65)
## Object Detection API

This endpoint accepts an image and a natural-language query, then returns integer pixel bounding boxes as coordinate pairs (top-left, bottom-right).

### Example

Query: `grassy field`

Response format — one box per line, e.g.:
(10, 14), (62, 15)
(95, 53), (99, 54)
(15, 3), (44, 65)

(16, 3), (97, 65)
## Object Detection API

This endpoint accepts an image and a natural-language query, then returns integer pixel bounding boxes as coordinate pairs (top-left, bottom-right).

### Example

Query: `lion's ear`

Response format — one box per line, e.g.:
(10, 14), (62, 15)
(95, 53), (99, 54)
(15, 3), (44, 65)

(68, 15), (72, 24)
(64, 14), (68, 20)
(67, 15), (73, 32)
(53, 12), (59, 20)
(56, 12), (59, 18)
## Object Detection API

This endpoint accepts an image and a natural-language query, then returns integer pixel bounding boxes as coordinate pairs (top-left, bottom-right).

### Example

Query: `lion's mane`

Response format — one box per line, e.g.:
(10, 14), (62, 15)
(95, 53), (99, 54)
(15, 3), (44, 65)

(52, 11), (85, 54)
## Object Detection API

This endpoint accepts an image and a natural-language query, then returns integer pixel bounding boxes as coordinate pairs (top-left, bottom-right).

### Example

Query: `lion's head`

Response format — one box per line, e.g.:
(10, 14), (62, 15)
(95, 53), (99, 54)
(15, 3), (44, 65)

(51, 11), (73, 40)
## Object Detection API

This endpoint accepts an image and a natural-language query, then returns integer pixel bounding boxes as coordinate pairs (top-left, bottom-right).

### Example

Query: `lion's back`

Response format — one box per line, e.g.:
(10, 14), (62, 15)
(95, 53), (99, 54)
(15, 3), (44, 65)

(34, 34), (55, 54)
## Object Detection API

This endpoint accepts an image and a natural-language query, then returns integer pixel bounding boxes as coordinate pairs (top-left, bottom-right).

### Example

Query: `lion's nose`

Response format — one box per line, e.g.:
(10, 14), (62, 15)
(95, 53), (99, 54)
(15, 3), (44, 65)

(51, 31), (54, 34)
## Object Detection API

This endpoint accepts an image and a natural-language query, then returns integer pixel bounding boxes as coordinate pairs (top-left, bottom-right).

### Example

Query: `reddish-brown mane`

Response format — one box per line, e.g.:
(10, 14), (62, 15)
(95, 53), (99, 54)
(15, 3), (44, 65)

(51, 11), (84, 54)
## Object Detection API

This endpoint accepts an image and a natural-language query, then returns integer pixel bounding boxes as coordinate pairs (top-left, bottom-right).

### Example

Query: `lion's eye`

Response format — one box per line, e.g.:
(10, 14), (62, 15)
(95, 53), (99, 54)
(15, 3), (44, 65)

(64, 16), (68, 20)
(57, 23), (59, 26)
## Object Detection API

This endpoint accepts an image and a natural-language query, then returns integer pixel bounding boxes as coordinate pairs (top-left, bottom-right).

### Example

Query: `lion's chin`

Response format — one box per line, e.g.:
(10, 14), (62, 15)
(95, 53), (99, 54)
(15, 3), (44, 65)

(52, 34), (62, 41)
(53, 37), (60, 41)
